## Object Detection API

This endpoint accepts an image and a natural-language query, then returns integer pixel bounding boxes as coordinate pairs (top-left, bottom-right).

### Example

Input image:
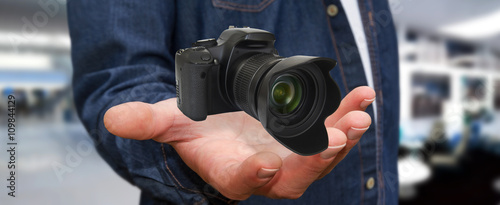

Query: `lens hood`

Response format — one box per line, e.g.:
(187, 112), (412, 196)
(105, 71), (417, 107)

(256, 56), (341, 155)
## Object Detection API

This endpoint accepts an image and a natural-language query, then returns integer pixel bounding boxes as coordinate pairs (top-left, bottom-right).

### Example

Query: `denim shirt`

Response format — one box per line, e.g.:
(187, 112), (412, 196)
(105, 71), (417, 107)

(68, 0), (399, 204)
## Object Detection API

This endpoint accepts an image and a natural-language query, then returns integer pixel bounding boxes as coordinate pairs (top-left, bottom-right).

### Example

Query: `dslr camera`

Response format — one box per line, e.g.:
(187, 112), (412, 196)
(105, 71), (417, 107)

(175, 27), (341, 155)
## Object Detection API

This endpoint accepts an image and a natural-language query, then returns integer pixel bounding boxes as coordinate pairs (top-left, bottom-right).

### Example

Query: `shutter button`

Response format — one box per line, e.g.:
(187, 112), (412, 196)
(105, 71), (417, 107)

(193, 38), (217, 47)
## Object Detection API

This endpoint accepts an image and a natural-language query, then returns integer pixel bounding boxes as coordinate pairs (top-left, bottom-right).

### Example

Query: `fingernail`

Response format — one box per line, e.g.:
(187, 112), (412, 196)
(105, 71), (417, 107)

(257, 168), (279, 179)
(360, 97), (375, 109)
(320, 143), (346, 159)
(347, 126), (370, 140)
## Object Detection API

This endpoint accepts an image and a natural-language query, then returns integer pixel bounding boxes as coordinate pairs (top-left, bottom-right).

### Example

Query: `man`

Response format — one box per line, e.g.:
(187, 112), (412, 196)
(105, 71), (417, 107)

(68, 0), (399, 204)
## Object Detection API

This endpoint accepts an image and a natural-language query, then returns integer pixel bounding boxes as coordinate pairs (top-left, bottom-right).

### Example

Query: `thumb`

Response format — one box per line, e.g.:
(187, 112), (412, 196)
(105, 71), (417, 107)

(104, 98), (187, 141)
(215, 152), (282, 200)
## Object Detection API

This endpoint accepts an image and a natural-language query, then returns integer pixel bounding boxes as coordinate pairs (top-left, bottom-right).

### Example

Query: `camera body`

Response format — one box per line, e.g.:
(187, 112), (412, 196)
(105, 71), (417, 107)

(175, 28), (278, 120)
(175, 27), (341, 155)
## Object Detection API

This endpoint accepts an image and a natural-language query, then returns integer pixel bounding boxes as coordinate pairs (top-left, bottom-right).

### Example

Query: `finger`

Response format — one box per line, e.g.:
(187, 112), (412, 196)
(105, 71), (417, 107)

(318, 110), (371, 179)
(209, 152), (282, 200)
(104, 98), (190, 141)
(325, 86), (375, 127)
(257, 128), (346, 199)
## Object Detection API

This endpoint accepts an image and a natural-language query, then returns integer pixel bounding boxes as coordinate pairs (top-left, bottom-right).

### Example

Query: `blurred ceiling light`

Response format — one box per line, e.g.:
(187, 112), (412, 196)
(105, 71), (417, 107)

(0, 53), (52, 70)
(439, 9), (500, 40)
(0, 32), (70, 49)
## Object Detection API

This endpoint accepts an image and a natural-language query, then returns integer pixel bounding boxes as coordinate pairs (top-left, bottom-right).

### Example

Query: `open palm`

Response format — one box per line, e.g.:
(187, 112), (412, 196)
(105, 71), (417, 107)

(104, 86), (375, 200)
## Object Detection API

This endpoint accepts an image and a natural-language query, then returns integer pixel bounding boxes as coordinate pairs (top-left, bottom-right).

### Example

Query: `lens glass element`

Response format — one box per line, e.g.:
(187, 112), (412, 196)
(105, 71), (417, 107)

(270, 74), (303, 114)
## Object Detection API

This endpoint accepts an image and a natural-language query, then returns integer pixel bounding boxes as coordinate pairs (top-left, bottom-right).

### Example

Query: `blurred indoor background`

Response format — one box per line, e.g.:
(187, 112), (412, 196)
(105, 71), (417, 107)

(393, 0), (500, 204)
(0, 0), (140, 204)
(0, 0), (499, 204)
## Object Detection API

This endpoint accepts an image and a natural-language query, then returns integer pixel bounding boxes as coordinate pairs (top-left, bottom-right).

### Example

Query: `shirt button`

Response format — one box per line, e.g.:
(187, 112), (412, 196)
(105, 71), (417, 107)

(366, 177), (375, 189)
(327, 4), (339, 17)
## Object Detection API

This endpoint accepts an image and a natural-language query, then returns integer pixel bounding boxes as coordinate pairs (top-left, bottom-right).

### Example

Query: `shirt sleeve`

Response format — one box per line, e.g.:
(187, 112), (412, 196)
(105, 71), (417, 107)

(67, 1), (233, 204)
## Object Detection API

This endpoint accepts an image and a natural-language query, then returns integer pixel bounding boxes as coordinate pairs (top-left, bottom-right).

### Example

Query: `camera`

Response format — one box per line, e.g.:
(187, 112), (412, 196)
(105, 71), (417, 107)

(175, 27), (341, 155)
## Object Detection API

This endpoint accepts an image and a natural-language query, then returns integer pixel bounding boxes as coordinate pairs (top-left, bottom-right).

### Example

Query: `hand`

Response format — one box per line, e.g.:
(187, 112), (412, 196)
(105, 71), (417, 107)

(104, 86), (375, 200)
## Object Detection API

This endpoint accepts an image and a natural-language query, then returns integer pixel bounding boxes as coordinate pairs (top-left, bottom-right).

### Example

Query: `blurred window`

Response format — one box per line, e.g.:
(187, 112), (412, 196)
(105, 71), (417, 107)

(446, 40), (475, 58)
(462, 77), (486, 101)
(412, 73), (450, 118)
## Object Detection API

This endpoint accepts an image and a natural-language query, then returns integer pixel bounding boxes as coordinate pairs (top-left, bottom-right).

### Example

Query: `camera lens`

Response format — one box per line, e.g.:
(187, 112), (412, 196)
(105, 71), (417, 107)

(229, 53), (340, 156)
(270, 74), (303, 114)
(230, 53), (282, 118)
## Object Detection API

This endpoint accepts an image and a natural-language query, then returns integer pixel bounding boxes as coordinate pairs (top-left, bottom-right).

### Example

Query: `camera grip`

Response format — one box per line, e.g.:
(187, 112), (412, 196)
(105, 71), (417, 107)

(176, 63), (211, 121)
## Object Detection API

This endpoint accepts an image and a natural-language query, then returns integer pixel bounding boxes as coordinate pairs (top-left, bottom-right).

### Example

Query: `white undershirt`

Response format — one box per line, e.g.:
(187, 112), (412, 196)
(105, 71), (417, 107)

(340, 0), (378, 121)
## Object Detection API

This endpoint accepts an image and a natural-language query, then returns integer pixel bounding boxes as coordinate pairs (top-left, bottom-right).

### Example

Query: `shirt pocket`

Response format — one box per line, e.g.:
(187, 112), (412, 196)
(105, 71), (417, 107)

(211, 0), (275, 12)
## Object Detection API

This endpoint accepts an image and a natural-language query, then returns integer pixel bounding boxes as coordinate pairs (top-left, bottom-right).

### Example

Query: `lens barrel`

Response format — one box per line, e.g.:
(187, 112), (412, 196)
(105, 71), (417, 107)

(232, 53), (282, 118)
